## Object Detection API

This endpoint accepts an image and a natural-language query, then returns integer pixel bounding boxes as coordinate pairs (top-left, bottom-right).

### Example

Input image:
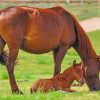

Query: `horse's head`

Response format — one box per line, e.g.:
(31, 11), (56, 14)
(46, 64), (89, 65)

(83, 55), (100, 91)
(72, 60), (85, 85)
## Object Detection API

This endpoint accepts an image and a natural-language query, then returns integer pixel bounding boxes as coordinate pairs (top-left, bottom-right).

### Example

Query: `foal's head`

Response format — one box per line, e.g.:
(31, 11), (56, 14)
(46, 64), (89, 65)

(72, 60), (85, 85)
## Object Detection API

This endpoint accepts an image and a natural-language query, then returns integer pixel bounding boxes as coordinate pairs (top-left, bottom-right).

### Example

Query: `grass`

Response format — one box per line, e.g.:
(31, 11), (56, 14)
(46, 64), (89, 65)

(0, 2), (100, 21)
(0, 29), (100, 100)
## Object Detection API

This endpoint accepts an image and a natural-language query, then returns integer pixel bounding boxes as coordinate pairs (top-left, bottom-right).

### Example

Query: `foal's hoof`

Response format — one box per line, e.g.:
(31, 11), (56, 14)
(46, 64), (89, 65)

(30, 87), (37, 94)
(12, 90), (23, 95)
(70, 90), (76, 92)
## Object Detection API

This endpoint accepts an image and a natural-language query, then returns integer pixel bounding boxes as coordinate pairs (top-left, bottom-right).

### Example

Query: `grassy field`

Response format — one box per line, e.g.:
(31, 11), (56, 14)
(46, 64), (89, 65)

(0, 2), (99, 21)
(0, 29), (100, 99)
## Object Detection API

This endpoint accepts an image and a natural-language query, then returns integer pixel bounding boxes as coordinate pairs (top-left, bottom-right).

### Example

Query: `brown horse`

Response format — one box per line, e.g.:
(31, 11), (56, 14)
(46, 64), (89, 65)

(0, 6), (100, 94)
(30, 60), (85, 93)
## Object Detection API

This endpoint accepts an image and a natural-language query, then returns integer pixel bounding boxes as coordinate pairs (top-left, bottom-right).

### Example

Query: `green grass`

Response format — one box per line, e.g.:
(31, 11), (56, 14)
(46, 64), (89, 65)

(0, 2), (99, 21)
(0, 29), (100, 100)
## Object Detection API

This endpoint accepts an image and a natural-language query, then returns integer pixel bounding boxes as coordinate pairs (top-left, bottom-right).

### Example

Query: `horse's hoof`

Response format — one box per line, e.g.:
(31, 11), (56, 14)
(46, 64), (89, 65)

(12, 90), (23, 95)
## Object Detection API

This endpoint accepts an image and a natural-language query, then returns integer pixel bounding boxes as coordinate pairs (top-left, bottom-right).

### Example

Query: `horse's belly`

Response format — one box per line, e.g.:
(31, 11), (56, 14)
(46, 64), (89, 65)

(21, 36), (60, 54)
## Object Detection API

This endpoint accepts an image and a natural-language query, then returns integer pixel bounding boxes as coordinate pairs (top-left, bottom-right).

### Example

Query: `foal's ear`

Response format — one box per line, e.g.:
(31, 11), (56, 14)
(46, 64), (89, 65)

(80, 61), (83, 68)
(73, 60), (76, 66)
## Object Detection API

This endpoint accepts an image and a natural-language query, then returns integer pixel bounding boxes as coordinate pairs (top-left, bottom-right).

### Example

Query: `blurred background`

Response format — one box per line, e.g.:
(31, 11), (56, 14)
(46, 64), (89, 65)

(0, 0), (99, 21)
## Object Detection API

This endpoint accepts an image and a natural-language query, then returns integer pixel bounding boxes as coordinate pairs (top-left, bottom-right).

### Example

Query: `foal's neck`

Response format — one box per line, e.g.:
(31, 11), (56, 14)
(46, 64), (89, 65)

(61, 68), (75, 86)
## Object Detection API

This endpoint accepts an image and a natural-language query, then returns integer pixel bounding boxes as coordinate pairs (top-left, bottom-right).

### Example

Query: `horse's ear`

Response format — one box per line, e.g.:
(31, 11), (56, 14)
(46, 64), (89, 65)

(97, 55), (100, 63)
(73, 60), (76, 66)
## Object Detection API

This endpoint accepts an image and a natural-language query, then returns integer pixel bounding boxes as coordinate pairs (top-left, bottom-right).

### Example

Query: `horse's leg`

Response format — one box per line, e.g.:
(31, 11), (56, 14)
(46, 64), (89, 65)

(6, 47), (22, 94)
(53, 48), (58, 64)
(53, 45), (69, 76)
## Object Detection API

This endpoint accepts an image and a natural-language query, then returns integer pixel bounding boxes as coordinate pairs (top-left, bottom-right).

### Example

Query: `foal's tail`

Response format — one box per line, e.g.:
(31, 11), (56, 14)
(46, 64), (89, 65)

(0, 36), (8, 65)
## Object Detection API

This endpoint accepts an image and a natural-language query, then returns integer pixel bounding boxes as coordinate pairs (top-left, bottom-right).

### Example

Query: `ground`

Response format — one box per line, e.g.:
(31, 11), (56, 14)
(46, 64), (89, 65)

(80, 17), (100, 32)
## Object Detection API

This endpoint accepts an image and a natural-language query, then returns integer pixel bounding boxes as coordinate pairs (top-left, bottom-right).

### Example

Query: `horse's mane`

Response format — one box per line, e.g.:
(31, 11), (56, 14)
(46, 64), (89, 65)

(74, 23), (96, 59)
(64, 9), (96, 59)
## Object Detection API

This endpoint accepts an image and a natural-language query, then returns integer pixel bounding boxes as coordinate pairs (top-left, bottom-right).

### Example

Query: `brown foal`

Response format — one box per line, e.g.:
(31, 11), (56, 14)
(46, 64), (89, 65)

(30, 60), (85, 93)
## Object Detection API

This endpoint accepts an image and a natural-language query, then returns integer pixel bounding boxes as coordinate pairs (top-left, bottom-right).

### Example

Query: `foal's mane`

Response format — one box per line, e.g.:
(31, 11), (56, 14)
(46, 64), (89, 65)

(64, 8), (96, 59)
(59, 66), (73, 77)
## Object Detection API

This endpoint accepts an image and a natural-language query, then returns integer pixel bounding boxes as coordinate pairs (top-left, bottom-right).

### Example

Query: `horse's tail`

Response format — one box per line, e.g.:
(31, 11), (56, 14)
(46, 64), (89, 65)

(0, 36), (8, 65)
(0, 9), (8, 65)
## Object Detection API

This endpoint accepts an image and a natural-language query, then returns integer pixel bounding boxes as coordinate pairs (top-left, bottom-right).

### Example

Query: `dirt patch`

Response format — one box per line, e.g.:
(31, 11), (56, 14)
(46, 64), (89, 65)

(80, 17), (100, 32)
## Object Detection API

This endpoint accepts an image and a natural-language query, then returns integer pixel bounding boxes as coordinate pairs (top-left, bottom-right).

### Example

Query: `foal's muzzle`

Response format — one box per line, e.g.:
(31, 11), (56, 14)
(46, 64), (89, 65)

(79, 80), (85, 85)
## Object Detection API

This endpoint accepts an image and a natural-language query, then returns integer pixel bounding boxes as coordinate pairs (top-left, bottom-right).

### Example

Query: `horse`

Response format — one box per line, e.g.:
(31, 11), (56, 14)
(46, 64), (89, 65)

(30, 60), (85, 93)
(0, 6), (100, 94)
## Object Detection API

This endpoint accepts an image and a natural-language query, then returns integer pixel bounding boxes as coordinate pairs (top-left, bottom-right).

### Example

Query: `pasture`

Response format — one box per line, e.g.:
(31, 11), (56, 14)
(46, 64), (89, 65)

(0, 29), (100, 99)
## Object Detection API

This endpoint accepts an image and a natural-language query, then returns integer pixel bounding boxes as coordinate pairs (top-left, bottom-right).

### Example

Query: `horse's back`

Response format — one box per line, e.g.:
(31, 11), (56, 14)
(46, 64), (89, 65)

(0, 6), (76, 54)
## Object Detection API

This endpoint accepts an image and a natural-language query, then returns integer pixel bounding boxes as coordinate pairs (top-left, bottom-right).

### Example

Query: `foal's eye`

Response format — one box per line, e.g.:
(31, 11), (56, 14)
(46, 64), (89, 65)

(76, 71), (80, 73)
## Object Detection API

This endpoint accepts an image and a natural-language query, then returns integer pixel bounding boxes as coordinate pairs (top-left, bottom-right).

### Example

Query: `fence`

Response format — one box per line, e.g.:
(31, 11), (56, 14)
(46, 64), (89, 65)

(0, 0), (99, 3)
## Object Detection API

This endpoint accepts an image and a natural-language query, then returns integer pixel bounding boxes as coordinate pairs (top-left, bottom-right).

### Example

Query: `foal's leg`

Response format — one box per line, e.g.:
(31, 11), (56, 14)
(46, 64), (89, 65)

(53, 45), (69, 76)
(6, 48), (23, 94)
(63, 88), (75, 92)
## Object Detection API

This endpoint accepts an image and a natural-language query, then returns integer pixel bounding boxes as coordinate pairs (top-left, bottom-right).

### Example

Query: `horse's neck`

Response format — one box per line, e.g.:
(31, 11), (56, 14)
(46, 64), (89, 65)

(74, 45), (96, 63)
(61, 68), (75, 85)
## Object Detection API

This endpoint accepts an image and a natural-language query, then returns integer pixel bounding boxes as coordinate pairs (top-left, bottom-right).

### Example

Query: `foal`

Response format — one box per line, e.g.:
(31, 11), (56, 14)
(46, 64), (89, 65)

(30, 60), (85, 93)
